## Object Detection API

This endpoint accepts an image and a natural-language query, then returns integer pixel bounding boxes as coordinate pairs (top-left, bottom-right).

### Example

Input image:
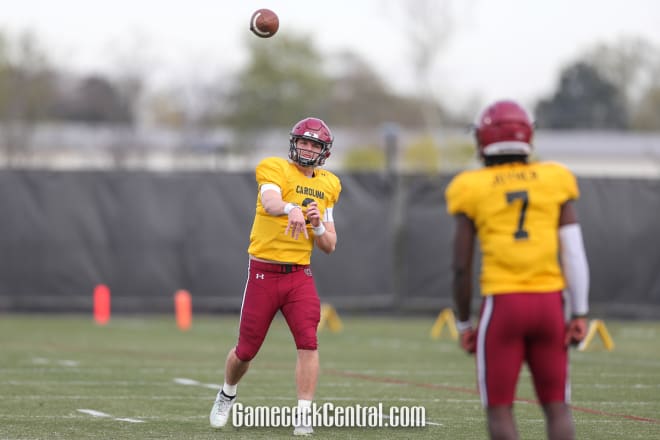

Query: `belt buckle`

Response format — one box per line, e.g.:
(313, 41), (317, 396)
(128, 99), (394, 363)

(282, 264), (293, 274)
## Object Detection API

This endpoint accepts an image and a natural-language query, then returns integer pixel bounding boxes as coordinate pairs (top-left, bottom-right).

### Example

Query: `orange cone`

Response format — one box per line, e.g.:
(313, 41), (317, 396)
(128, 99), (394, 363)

(175, 289), (192, 331)
(93, 284), (111, 325)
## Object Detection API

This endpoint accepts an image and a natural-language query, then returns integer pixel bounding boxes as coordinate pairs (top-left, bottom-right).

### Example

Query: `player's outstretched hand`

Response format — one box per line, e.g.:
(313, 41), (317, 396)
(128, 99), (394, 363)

(285, 207), (309, 240)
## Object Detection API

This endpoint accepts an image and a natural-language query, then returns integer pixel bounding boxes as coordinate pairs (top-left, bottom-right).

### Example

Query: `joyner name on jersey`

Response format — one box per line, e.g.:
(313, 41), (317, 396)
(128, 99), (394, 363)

(492, 169), (538, 186)
(296, 185), (325, 199)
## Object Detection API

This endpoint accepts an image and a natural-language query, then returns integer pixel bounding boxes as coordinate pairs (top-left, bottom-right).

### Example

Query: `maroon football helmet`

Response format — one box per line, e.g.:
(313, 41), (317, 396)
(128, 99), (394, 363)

(474, 100), (534, 157)
(289, 117), (334, 167)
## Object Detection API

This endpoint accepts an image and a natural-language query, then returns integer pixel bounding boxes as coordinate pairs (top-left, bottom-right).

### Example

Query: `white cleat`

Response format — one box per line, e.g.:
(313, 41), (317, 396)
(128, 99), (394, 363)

(293, 409), (314, 436)
(209, 391), (236, 428)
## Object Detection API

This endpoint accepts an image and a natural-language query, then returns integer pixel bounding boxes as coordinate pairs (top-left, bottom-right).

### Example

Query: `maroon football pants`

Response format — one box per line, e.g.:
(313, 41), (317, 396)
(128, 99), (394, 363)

(234, 259), (321, 361)
(476, 291), (569, 407)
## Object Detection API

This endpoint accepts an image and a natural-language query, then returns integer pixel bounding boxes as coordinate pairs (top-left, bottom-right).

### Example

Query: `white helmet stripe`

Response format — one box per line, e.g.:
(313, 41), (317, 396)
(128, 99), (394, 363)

(482, 141), (531, 156)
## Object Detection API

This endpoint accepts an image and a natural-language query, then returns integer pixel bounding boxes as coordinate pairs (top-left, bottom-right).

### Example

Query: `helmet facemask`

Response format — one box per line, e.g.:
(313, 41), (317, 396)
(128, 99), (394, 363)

(289, 138), (330, 167)
(288, 117), (333, 167)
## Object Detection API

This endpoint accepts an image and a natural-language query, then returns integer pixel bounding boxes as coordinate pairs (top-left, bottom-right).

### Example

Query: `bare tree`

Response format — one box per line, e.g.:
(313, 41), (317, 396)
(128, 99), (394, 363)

(0, 31), (55, 167)
(103, 33), (156, 168)
(389, 0), (468, 133)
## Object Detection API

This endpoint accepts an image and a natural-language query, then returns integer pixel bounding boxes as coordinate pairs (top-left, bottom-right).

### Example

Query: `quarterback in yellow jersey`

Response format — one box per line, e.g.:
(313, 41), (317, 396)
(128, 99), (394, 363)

(210, 117), (341, 436)
(248, 155), (341, 265)
(445, 100), (590, 440)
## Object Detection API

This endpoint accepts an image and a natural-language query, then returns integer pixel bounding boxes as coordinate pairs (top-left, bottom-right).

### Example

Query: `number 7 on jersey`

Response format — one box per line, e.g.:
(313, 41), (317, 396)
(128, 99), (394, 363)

(506, 190), (529, 240)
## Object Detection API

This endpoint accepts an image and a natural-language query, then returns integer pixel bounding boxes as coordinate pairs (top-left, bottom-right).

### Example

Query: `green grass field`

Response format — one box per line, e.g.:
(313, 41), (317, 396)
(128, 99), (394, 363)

(1, 314), (659, 439)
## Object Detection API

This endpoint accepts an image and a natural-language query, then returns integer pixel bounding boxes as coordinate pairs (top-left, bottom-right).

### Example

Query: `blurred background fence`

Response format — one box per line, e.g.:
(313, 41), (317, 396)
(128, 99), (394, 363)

(1, 169), (658, 319)
(1, 14), (660, 319)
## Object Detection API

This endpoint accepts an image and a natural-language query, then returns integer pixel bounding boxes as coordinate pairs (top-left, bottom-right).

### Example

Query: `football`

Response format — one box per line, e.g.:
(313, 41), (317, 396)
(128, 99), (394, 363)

(250, 9), (279, 38)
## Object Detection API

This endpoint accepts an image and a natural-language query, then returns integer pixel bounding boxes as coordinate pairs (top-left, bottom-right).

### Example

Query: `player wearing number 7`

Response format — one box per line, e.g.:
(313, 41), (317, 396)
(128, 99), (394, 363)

(445, 100), (590, 440)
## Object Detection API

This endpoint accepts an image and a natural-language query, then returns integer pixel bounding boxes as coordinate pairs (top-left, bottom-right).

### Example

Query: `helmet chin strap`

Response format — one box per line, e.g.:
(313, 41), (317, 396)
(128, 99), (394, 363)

(296, 147), (322, 166)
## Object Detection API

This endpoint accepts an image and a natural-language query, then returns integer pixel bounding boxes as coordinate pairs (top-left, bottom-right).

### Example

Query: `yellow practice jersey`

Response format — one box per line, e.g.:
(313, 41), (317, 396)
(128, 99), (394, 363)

(445, 161), (579, 295)
(248, 157), (342, 264)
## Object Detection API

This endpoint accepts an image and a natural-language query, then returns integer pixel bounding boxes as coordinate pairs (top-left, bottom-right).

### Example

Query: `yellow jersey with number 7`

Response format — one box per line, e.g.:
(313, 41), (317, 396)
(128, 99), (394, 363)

(445, 161), (579, 295)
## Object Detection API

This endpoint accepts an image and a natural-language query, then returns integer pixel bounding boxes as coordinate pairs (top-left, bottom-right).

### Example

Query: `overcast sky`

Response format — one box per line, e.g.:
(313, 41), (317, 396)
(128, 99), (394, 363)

(2, 0), (659, 110)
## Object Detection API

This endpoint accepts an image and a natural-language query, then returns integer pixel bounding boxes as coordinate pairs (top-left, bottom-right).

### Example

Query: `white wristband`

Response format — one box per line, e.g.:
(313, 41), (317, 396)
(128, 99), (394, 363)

(312, 223), (326, 236)
(456, 320), (473, 333)
(283, 202), (300, 215)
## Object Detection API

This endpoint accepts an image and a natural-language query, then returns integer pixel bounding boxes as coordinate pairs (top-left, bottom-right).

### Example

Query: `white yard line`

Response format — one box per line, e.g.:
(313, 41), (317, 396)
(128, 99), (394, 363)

(173, 377), (200, 385)
(114, 417), (145, 423)
(173, 377), (219, 389)
(77, 409), (144, 423)
(77, 409), (111, 418)
(31, 357), (80, 367)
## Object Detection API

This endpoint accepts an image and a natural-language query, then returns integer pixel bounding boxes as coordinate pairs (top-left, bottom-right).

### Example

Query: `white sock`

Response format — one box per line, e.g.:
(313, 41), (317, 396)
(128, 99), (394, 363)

(222, 382), (237, 397)
(297, 399), (312, 427)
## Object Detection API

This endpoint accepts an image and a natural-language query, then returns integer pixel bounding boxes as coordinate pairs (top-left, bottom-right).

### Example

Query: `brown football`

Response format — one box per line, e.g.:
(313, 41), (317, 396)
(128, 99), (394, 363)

(250, 9), (279, 38)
